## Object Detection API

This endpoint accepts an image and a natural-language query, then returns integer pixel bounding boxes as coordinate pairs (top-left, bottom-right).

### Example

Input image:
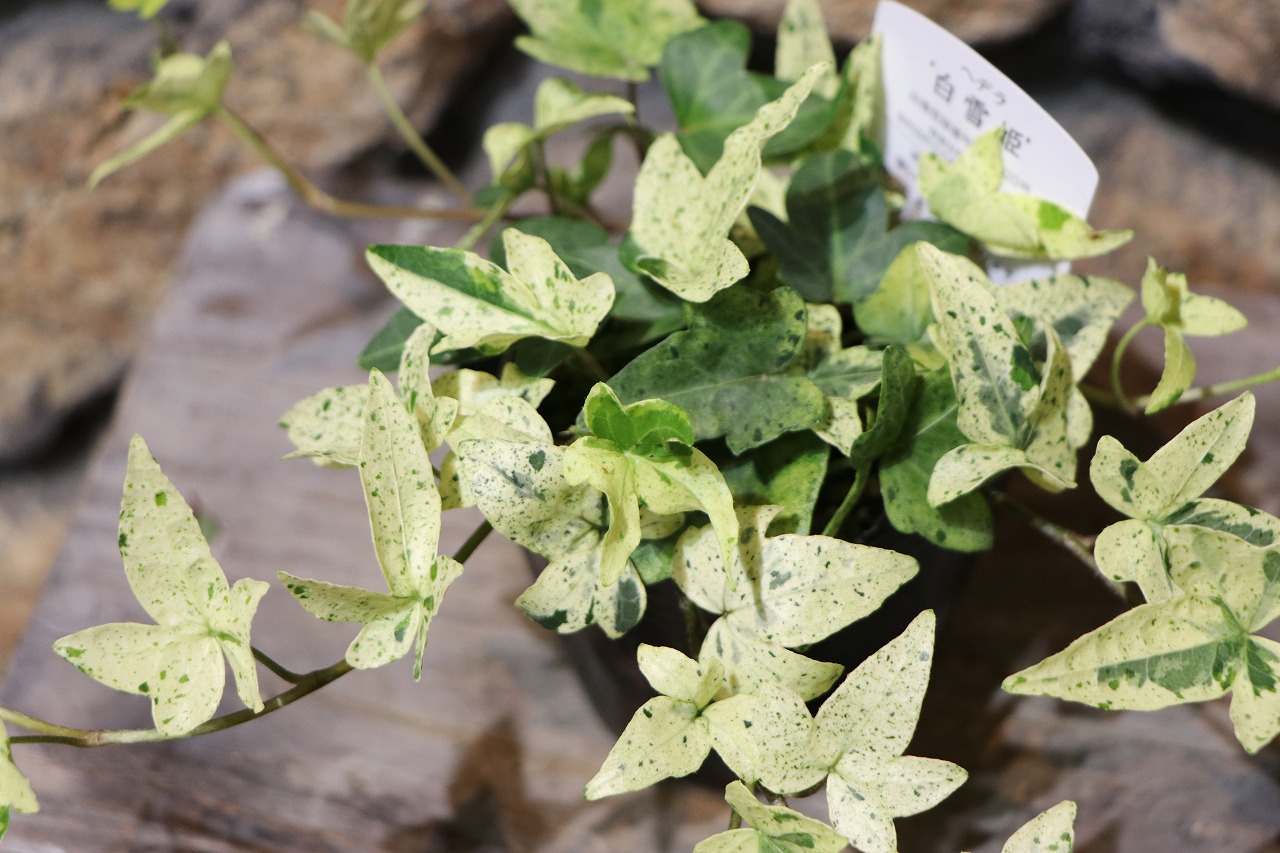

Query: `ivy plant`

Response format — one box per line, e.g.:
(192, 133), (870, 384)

(8, 0), (1280, 848)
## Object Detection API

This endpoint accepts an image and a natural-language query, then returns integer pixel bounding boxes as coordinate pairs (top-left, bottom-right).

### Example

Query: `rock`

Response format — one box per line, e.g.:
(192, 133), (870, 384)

(694, 0), (1071, 45)
(1072, 0), (1280, 111)
(0, 0), (512, 463)
(1043, 81), (1280, 294)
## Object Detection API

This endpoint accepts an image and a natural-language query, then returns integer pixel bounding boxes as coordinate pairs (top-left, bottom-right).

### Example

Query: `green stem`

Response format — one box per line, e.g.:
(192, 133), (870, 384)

(532, 141), (561, 217)
(456, 191), (516, 252)
(216, 108), (484, 222)
(727, 807), (743, 830)
(990, 491), (1120, 597)
(6, 660), (353, 748)
(1133, 362), (1280, 410)
(366, 62), (472, 204)
(822, 466), (868, 538)
(454, 520), (494, 565)
(253, 646), (307, 684)
(1109, 319), (1150, 415)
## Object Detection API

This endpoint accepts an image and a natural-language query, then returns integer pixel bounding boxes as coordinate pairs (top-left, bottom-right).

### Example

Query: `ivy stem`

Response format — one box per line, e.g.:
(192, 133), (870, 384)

(366, 62), (472, 204)
(532, 141), (562, 217)
(1109, 319), (1150, 415)
(252, 646), (308, 685)
(456, 191), (516, 252)
(821, 466), (868, 538)
(989, 491), (1121, 597)
(216, 108), (484, 222)
(1133, 362), (1280, 410)
(5, 660), (354, 748)
(727, 807), (744, 830)
(454, 520), (494, 564)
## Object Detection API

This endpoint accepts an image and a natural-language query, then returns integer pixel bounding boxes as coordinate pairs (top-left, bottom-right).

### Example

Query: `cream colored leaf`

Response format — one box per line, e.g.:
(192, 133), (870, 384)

(584, 696), (711, 799)
(1000, 801), (1077, 853)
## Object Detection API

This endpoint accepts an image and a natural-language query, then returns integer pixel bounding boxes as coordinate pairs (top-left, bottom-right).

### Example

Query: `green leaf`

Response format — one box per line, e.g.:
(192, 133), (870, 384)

(751, 152), (969, 304)
(583, 384), (695, 451)
(720, 432), (830, 535)
(847, 346), (917, 467)
(1090, 392), (1255, 521)
(919, 129), (1132, 260)
(90, 42), (233, 187)
(880, 369), (993, 552)
(998, 801), (1077, 853)
(694, 781), (848, 853)
(509, 0), (703, 81)
(304, 0), (425, 63)
(584, 696), (711, 798)
(631, 64), (827, 302)
(358, 307), (424, 372)
(109, 0), (172, 17)
(753, 612), (965, 853)
(366, 228), (615, 355)
(0, 725), (38, 828)
(609, 286), (827, 454)
(52, 435), (268, 735)
(280, 372), (462, 679)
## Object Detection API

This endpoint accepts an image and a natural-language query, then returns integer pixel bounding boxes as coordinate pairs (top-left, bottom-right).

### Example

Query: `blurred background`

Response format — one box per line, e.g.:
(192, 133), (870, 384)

(1, 0), (1278, 848)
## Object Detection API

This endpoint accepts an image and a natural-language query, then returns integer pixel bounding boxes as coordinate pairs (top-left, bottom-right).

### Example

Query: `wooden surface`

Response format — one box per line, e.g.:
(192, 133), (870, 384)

(6, 170), (1280, 851)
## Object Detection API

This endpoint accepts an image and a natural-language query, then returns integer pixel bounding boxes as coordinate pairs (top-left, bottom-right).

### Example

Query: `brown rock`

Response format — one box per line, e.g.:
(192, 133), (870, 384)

(694, 0), (1071, 45)
(0, 0), (512, 463)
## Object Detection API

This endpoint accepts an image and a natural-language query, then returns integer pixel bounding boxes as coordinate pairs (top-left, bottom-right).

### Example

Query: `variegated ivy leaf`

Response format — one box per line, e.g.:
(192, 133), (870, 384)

(366, 228), (614, 356)
(456, 438), (648, 638)
(0, 723), (38, 842)
(483, 77), (633, 183)
(983, 801), (1077, 853)
(280, 371), (461, 680)
(630, 65), (826, 302)
(1138, 258), (1248, 413)
(839, 34), (883, 154)
(754, 612), (966, 853)
(281, 323), (458, 467)
(919, 129), (1132, 260)
(694, 781), (848, 853)
(921, 245), (1078, 503)
(438, 394), (553, 509)
(674, 505), (916, 699)
(109, 0), (171, 17)
(775, 0), (839, 98)
(1088, 393), (1257, 600)
(1005, 526), (1280, 752)
(303, 0), (424, 64)
(564, 384), (738, 586)
(587, 645), (766, 798)
(52, 435), (268, 736)
(90, 42), (233, 188)
(508, 0), (703, 81)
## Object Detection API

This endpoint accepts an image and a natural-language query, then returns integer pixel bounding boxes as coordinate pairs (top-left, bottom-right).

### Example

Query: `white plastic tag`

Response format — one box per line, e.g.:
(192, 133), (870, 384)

(870, 1), (1099, 281)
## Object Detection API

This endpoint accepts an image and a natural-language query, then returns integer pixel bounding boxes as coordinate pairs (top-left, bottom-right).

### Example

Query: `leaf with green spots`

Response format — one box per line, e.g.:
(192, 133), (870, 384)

(630, 65), (826, 302)
(853, 238), (952, 346)
(1094, 520), (1173, 602)
(508, 0), (703, 81)
(1006, 526), (1280, 751)
(52, 435), (268, 735)
(89, 42), (233, 187)
(995, 801), (1076, 853)
(1138, 258), (1248, 412)
(880, 369), (993, 552)
(838, 34), (884, 154)
(750, 151), (969, 304)
(1163, 498), (1280, 548)
(483, 77), (633, 184)
(302, 0), (424, 64)
(609, 286), (827, 454)
(753, 612), (966, 853)
(775, 0), (839, 97)
(279, 371), (461, 680)
(720, 432), (830, 535)
(919, 129), (1132, 260)
(0, 724), (38, 838)
(366, 228), (615, 356)
(694, 781), (848, 853)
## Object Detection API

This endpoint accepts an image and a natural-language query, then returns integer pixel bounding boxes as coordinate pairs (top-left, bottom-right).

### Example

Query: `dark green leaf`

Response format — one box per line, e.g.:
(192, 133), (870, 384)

(720, 432), (830, 535)
(879, 369), (993, 552)
(848, 346), (916, 468)
(609, 286), (826, 454)
(488, 216), (609, 270)
(358, 307), (424, 372)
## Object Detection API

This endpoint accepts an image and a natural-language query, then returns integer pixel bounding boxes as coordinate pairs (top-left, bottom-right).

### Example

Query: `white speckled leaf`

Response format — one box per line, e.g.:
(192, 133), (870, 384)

(919, 129), (1132, 260)
(1141, 258), (1247, 339)
(441, 396), (555, 509)
(702, 694), (760, 784)
(433, 364), (554, 415)
(1000, 801), (1077, 853)
(584, 696), (711, 799)
(276, 574), (414, 665)
(1090, 393), (1255, 520)
(828, 752), (965, 853)
(631, 448), (739, 581)
(815, 396), (865, 454)
(919, 243), (1039, 446)
(841, 34), (883, 151)
(753, 685), (838, 794)
(928, 444), (1068, 506)
(1229, 635), (1280, 754)
(1019, 325), (1078, 489)
(775, 0), (838, 97)
(1147, 327), (1197, 414)
(1095, 519), (1173, 602)
(366, 229), (615, 355)
(694, 780), (848, 853)
(703, 619), (843, 701)
(509, 0), (703, 81)
(534, 77), (634, 132)
(53, 436), (269, 734)
(637, 643), (711, 705)
(397, 324), (458, 449)
(1165, 526), (1280, 631)
(515, 548), (646, 638)
(562, 440), (644, 586)
(631, 65), (826, 301)
(0, 726), (37, 827)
